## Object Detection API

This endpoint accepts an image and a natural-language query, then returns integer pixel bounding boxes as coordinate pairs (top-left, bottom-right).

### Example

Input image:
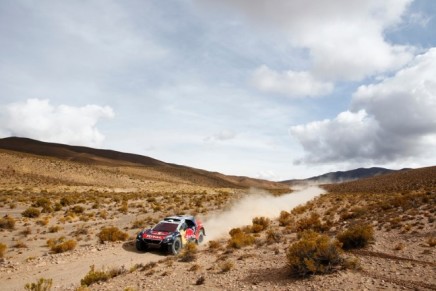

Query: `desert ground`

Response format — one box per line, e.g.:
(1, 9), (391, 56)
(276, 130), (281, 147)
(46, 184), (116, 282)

(0, 139), (435, 290)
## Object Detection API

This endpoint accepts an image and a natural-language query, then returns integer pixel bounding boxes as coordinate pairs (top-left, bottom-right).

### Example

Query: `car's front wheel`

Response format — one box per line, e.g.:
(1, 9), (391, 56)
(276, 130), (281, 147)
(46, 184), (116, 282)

(136, 240), (148, 252)
(170, 237), (182, 255)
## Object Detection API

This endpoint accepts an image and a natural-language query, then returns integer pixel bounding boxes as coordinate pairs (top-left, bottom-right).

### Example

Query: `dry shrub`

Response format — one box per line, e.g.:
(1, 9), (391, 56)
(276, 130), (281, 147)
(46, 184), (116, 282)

(195, 276), (205, 285)
(0, 243), (6, 258)
(48, 226), (62, 233)
(60, 197), (72, 206)
(99, 210), (108, 219)
(140, 261), (157, 271)
(80, 265), (110, 286)
(118, 202), (128, 214)
(287, 231), (343, 277)
(227, 228), (255, 249)
(36, 217), (50, 226)
(292, 204), (309, 215)
(266, 229), (282, 244)
(33, 198), (53, 213)
(278, 211), (294, 226)
(24, 277), (53, 291)
(20, 227), (32, 236)
(337, 224), (374, 250)
(427, 237), (436, 247)
(219, 260), (234, 273)
(394, 243), (404, 251)
(208, 240), (221, 250)
(189, 264), (201, 272)
(131, 218), (146, 229)
(97, 226), (128, 243)
(22, 207), (41, 218)
(47, 237), (77, 253)
(70, 205), (85, 214)
(0, 215), (15, 230)
(251, 217), (270, 233)
(340, 206), (366, 220)
(179, 242), (197, 262)
(14, 241), (28, 248)
(295, 213), (327, 232)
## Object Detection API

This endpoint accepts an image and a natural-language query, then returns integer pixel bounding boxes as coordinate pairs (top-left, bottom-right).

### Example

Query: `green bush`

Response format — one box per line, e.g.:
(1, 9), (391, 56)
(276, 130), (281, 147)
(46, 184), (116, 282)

(287, 231), (343, 277)
(337, 224), (374, 250)
(0, 215), (15, 229)
(22, 207), (41, 218)
(97, 226), (128, 243)
(24, 278), (53, 291)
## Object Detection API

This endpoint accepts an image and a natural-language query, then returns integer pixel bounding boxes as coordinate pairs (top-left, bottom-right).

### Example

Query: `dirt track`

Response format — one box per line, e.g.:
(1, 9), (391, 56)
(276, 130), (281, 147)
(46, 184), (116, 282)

(1, 241), (164, 290)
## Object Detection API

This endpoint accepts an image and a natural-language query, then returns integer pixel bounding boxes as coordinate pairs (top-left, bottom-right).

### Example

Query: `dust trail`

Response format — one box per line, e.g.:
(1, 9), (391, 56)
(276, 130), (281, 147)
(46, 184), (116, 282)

(203, 186), (325, 241)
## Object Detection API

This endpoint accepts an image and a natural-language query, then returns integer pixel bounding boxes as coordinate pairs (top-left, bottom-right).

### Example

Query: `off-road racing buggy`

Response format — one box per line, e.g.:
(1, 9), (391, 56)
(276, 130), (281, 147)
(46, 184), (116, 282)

(136, 215), (205, 255)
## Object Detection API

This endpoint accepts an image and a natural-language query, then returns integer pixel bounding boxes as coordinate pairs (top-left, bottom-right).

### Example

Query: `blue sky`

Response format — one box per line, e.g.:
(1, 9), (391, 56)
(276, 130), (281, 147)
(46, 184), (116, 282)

(1, 0), (435, 180)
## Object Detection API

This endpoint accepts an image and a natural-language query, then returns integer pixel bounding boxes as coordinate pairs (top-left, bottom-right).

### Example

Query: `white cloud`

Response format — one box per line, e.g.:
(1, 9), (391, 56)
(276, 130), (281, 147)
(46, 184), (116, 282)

(0, 99), (114, 147)
(251, 66), (333, 97)
(290, 48), (436, 164)
(201, 0), (414, 81)
(204, 130), (237, 142)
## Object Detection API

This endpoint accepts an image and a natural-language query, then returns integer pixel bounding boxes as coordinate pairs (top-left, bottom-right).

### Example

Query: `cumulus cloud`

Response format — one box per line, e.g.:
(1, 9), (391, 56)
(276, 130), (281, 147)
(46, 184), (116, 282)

(0, 99), (114, 147)
(201, 0), (414, 81)
(290, 48), (436, 164)
(251, 65), (333, 97)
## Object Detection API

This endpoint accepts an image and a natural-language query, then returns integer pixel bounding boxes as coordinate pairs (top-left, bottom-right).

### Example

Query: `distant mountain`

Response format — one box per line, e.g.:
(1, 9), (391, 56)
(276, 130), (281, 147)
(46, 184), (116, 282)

(0, 136), (288, 190)
(281, 167), (411, 185)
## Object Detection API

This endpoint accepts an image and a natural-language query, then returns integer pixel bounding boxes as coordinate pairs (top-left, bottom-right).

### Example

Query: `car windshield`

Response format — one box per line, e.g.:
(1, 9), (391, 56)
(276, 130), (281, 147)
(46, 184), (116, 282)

(153, 222), (178, 232)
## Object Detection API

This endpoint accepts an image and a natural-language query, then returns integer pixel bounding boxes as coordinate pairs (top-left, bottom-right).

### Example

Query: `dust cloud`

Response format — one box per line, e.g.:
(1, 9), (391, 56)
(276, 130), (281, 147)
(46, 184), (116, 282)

(203, 186), (325, 241)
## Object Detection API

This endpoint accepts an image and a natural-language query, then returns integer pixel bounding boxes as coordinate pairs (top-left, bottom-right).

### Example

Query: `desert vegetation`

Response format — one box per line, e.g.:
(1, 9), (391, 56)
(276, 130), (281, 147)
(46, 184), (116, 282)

(0, 143), (434, 290)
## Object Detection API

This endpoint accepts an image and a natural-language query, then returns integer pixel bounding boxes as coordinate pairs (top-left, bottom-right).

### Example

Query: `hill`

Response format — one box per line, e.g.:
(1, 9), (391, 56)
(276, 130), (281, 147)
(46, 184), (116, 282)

(282, 167), (408, 185)
(0, 136), (288, 191)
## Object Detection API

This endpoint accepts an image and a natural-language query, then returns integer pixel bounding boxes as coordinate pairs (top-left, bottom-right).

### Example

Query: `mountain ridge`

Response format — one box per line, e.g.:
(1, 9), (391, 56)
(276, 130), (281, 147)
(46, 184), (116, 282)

(0, 136), (288, 190)
(281, 167), (412, 185)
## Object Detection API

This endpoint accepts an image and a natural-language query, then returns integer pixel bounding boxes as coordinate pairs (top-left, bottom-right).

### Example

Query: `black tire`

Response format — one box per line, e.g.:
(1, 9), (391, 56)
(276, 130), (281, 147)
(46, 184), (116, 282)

(197, 229), (204, 244)
(170, 237), (182, 255)
(136, 240), (148, 252)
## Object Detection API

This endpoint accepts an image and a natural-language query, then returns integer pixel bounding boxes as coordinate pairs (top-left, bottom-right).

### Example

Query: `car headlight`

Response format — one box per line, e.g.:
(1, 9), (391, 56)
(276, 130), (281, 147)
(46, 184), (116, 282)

(162, 235), (173, 243)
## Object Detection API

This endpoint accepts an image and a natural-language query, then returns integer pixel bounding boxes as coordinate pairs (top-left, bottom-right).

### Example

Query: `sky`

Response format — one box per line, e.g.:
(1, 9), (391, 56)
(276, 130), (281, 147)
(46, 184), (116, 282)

(0, 0), (435, 181)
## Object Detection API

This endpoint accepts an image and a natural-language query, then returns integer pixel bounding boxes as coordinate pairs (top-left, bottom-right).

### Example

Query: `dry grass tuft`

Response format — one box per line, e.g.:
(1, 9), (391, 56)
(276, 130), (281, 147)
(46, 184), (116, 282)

(0, 215), (15, 229)
(179, 242), (197, 262)
(22, 207), (41, 218)
(337, 224), (374, 250)
(47, 237), (77, 253)
(219, 260), (234, 273)
(227, 228), (255, 249)
(0, 242), (7, 258)
(97, 226), (128, 243)
(24, 277), (53, 291)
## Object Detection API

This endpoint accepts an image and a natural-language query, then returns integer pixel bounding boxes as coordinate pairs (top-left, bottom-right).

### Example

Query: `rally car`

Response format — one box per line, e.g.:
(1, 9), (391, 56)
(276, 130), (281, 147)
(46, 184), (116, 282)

(136, 215), (205, 255)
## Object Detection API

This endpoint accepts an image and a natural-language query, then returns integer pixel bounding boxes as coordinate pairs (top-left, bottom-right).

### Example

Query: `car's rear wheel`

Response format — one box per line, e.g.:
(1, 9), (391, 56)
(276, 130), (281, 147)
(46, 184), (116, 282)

(136, 240), (148, 252)
(197, 229), (205, 244)
(171, 237), (182, 255)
